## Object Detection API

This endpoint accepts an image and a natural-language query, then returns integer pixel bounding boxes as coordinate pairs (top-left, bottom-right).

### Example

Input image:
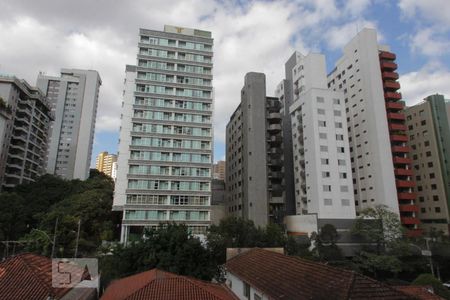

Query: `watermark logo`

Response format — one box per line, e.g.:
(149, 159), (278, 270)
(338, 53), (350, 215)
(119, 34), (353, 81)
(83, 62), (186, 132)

(52, 258), (98, 289)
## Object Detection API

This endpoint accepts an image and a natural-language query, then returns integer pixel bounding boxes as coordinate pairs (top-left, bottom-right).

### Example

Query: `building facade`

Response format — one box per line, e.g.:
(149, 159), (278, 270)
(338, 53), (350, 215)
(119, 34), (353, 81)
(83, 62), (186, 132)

(212, 160), (226, 180)
(404, 94), (450, 235)
(327, 28), (419, 235)
(287, 52), (355, 220)
(0, 75), (52, 190)
(95, 151), (117, 178)
(36, 69), (102, 180)
(226, 72), (284, 227)
(113, 26), (214, 242)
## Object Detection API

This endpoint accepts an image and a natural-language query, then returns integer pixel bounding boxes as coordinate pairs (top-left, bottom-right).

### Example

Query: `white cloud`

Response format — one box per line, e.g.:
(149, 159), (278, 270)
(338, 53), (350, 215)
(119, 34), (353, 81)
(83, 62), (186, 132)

(398, 0), (450, 28)
(410, 28), (450, 57)
(0, 0), (390, 154)
(400, 65), (450, 106)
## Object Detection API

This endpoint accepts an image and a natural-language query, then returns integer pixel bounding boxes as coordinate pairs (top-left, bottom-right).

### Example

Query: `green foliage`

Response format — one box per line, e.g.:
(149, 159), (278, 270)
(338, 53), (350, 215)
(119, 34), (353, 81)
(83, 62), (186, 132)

(0, 193), (27, 240)
(353, 251), (403, 279)
(100, 224), (215, 288)
(412, 274), (450, 299)
(0, 171), (117, 258)
(312, 224), (344, 262)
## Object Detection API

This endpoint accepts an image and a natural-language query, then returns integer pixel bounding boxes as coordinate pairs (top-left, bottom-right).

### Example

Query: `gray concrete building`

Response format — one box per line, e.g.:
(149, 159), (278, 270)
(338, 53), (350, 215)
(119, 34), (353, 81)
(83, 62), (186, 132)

(113, 26), (214, 242)
(226, 72), (285, 227)
(0, 75), (52, 190)
(404, 94), (450, 235)
(36, 69), (101, 180)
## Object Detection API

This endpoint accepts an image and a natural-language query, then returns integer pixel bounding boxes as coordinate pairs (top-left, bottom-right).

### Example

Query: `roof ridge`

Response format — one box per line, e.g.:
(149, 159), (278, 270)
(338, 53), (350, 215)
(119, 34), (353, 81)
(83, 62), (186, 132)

(351, 272), (414, 298)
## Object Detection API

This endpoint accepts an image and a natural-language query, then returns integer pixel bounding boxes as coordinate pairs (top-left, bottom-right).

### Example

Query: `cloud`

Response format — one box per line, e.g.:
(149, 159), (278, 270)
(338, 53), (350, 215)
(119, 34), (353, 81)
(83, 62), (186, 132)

(400, 65), (450, 106)
(398, 0), (450, 28)
(410, 28), (450, 57)
(324, 19), (381, 50)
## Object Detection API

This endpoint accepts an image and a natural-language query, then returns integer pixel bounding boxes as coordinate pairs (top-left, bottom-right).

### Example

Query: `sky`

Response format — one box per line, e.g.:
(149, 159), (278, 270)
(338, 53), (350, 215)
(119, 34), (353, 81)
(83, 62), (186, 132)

(1, 0), (449, 165)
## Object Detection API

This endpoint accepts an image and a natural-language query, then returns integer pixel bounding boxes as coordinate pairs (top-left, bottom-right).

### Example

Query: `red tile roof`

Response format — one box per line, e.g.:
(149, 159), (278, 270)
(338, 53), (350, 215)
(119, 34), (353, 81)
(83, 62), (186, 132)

(225, 248), (415, 300)
(395, 286), (445, 300)
(0, 253), (78, 300)
(101, 269), (238, 300)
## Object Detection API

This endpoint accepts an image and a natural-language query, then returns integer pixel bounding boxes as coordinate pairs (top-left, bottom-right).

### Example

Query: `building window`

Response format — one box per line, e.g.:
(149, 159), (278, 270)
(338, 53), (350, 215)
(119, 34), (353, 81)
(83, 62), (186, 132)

(323, 185), (331, 192)
(322, 171), (330, 178)
(318, 109), (325, 115)
(324, 198), (332, 205)
(433, 195), (439, 201)
(254, 294), (262, 300)
(341, 199), (350, 206)
(317, 97), (324, 103)
(243, 282), (250, 299)
(320, 145), (328, 152)
(435, 207), (441, 213)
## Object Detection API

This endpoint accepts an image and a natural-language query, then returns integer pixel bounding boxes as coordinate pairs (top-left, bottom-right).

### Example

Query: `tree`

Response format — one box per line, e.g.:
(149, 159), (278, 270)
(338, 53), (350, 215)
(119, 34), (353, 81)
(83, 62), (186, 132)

(0, 193), (27, 240)
(352, 205), (403, 254)
(312, 224), (344, 261)
(412, 274), (450, 299)
(100, 224), (215, 288)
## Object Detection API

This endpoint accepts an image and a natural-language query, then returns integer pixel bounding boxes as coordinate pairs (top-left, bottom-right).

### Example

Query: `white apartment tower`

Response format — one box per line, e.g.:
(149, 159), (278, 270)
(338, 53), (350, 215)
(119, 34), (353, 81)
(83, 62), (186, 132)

(284, 52), (355, 219)
(327, 29), (407, 220)
(114, 26), (213, 242)
(37, 69), (102, 180)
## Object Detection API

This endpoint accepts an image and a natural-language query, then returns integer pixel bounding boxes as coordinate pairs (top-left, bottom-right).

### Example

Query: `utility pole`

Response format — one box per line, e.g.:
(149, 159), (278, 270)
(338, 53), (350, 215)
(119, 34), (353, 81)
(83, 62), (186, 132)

(51, 217), (59, 259)
(425, 237), (434, 277)
(74, 219), (81, 258)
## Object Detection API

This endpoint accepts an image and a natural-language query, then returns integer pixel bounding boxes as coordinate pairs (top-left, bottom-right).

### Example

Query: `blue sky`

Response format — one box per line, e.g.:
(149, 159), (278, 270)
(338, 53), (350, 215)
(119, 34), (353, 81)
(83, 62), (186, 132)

(1, 0), (449, 165)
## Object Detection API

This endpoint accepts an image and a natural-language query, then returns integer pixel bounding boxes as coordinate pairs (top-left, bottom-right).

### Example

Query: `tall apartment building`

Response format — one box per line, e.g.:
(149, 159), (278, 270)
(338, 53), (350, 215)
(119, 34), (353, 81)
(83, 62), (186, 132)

(212, 160), (225, 180)
(0, 75), (52, 190)
(327, 28), (419, 235)
(226, 72), (285, 227)
(113, 26), (214, 242)
(95, 151), (117, 177)
(404, 94), (450, 235)
(36, 69), (102, 180)
(282, 52), (355, 220)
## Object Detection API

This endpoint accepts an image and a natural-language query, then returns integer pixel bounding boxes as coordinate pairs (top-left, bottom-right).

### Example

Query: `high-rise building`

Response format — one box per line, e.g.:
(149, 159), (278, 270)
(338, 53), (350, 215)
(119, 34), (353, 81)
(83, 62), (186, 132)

(212, 160), (226, 180)
(327, 28), (419, 235)
(404, 94), (450, 235)
(95, 151), (117, 178)
(0, 75), (52, 190)
(36, 69), (102, 180)
(282, 52), (355, 220)
(226, 72), (285, 227)
(113, 26), (214, 242)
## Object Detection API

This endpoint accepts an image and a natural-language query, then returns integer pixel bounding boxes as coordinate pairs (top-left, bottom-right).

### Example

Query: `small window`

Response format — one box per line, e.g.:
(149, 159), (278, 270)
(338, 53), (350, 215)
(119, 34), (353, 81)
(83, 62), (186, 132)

(317, 97), (324, 103)
(324, 198), (332, 205)
(243, 282), (250, 299)
(341, 199), (350, 206)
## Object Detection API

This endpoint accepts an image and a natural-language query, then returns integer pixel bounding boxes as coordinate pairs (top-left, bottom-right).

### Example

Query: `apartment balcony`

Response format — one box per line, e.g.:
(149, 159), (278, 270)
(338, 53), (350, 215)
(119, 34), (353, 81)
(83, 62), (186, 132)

(399, 204), (419, 213)
(394, 168), (413, 176)
(383, 81), (401, 90)
(379, 51), (396, 60)
(387, 112), (406, 121)
(268, 124), (282, 133)
(267, 112), (282, 121)
(268, 135), (282, 145)
(269, 158), (283, 166)
(393, 156), (412, 164)
(268, 171), (283, 179)
(380, 61), (398, 71)
(401, 217), (420, 225)
(396, 180), (416, 188)
(382, 71), (399, 80)
(268, 148), (283, 157)
(397, 192), (417, 200)
(389, 123), (407, 131)
(385, 92), (402, 101)
(390, 134), (408, 142)
(392, 146), (410, 153)
(268, 184), (283, 191)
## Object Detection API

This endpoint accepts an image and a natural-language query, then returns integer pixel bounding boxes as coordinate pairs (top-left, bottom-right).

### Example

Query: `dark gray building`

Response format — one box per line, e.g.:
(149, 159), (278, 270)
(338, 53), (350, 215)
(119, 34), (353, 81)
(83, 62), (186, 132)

(226, 72), (284, 227)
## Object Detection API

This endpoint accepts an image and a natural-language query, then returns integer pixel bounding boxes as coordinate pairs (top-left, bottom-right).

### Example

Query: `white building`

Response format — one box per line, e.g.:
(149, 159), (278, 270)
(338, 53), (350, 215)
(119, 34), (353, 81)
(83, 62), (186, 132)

(285, 52), (355, 219)
(327, 29), (400, 216)
(37, 69), (102, 180)
(113, 26), (214, 242)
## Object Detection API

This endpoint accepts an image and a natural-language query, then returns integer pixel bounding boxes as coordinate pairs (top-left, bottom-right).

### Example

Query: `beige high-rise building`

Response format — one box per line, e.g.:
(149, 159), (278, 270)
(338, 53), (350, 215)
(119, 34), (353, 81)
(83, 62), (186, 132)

(213, 160), (225, 180)
(95, 151), (117, 178)
(404, 94), (450, 235)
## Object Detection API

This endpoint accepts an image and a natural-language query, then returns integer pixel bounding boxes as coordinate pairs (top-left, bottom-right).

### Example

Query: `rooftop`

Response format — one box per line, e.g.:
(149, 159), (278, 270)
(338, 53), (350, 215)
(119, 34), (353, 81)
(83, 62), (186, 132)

(101, 269), (237, 300)
(225, 248), (415, 300)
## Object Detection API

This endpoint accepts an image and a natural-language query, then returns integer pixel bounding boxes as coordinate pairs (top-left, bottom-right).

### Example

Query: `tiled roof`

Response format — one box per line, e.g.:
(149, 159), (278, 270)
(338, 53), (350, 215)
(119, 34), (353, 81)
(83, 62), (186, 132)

(395, 285), (445, 300)
(101, 269), (238, 300)
(225, 248), (415, 300)
(0, 253), (71, 300)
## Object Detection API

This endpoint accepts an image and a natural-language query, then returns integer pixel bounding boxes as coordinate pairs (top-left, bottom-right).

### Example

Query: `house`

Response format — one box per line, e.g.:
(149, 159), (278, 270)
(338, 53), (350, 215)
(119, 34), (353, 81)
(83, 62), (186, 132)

(101, 269), (237, 300)
(225, 248), (416, 300)
(0, 253), (96, 300)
